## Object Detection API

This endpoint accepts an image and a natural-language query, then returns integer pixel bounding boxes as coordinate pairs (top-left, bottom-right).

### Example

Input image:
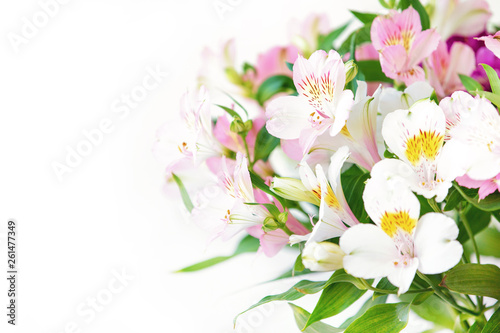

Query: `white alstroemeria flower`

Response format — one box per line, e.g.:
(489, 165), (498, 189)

(266, 50), (354, 155)
(381, 99), (464, 202)
(440, 92), (500, 180)
(340, 175), (462, 294)
(191, 153), (269, 241)
(308, 82), (382, 171)
(153, 86), (224, 173)
(430, 0), (491, 40)
(302, 241), (345, 272)
(290, 146), (359, 245)
(304, 82), (435, 171)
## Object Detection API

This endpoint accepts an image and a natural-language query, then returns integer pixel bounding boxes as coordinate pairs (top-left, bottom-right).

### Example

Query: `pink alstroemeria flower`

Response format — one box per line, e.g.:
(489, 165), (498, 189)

(251, 45), (299, 87)
(478, 31), (500, 59)
(456, 174), (500, 200)
(371, 7), (440, 85)
(426, 41), (476, 98)
(266, 50), (354, 156)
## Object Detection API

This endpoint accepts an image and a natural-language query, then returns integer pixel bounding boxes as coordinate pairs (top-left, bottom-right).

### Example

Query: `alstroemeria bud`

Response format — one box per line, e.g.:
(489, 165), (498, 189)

(230, 118), (246, 134)
(243, 119), (253, 132)
(263, 217), (280, 232)
(344, 60), (358, 84)
(302, 241), (345, 272)
(277, 211), (288, 224)
(271, 177), (320, 205)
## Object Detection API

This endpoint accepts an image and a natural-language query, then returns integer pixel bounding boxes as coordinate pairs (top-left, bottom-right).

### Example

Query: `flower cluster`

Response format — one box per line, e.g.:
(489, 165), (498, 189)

(156, 1), (500, 331)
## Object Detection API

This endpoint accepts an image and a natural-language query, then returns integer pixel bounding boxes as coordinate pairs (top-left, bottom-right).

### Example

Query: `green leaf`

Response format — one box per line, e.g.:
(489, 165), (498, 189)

(356, 60), (393, 83)
(411, 290), (434, 306)
(289, 303), (343, 333)
(253, 125), (280, 162)
(338, 24), (372, 56)
(318, 21), (351, 51)
(304, 282), (367, 329)
(286, 61), (294, 71)
(456, 205), (491, 243)
(378, 0), (393, 9)
(443, 186), (463, 211)
(293, 280), (329, 295)
(255, 75), (295, 106)
(246, 202), (281, 218)
(482, 306), (500, 333)
(441, 263), (500, 300)
(223, 92), (249, 118)
(215, 104), (241, 119)
(293, 252), (305, 273)
(340, 295), (388, 328)
(401, 294), (455, 329)
(398, 0), (430, 30)
(171, 173), (194, 213)
(453, 183), (500, 212)
(476, 90), (500, 108)
(175, 256), (231, 273)
(481, 63), (500, 95)
(347, 32), (359, 94)
(175, 235), (259, 272)
(249, 171), (287, 207)
(349, 11), (378, 24)
(464, 227), (500, 258)
(233, 234), (261, 254)
(468, 321), (484, 333)
(417, 195), (435, 216)
(459, 74), (483, 92)
(373, 277), (397, 298)
(341, 165), (371, 223)
(324, 269), (367, 290)
(234, 280), (312, 324)
(344, 303), (411, 333)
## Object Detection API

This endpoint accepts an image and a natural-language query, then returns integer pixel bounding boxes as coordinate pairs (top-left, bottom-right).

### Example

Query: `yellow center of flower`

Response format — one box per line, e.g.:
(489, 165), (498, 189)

(325, 185), (341, 209)
(405, 130), (444, 165)
(401, 30), (415, 52)
(311, 185), (341, 209)
(384, 30), (415, 53)
(380, 211), (417, 238)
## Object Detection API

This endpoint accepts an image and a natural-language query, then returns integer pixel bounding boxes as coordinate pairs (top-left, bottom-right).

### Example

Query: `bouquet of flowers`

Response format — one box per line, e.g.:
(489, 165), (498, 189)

(155, 0), (500, 331)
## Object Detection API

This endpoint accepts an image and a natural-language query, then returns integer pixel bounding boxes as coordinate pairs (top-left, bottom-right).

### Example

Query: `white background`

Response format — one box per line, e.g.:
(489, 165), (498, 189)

(1, 1), (500, 332)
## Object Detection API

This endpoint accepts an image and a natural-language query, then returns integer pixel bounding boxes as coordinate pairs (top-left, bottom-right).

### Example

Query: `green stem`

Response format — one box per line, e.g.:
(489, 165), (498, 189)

(242, 135), (254, 169)
(360, 279), (432, 295)
(417, 272), (479, 316)
(460, 210), (484, 312)
(427, 197), (442, 213)
(281, 225), (293, 236)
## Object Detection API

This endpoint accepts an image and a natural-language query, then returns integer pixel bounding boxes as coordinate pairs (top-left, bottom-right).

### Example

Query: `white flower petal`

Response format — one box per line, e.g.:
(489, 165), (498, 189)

(340, 224), (399, 279)
(414, 213), (463, 274)
(387, 258), (419, 295)
(266, 96), (310, 140)
(364, 160), (420, 226)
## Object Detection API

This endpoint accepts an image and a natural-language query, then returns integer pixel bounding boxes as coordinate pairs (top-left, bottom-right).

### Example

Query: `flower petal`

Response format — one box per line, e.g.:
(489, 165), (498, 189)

(364, 162), (420, 227)
(340, 224), (399, 279)
(266, 96), (310, 140)
(414, 213), (463, 274)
